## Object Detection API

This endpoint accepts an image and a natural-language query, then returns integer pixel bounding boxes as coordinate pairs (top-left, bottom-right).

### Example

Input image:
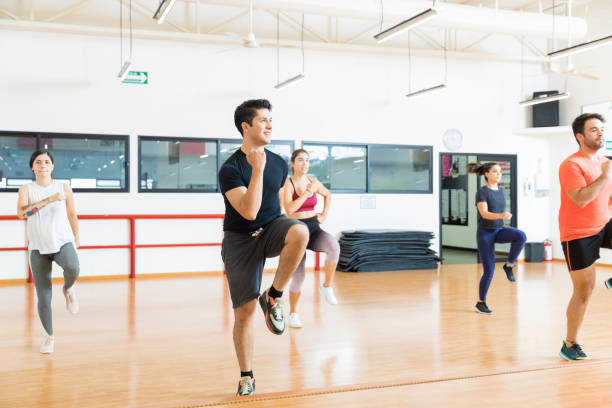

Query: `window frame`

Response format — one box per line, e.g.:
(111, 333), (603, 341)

(0, 130), (130, 193)
(217, 138), (295, 166)
(217, 138), (295, 179)
(301, 141), (368, 193)
(367, 143), (433, 194)
(138, 135), (219, 193)
(140, 137), (295, 193)
(302, 141), (433, 194)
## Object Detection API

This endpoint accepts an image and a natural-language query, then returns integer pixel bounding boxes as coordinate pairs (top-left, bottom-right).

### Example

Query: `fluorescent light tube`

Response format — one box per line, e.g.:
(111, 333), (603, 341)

(406, 84), (447, 99)
(274, 73), (306, 90)
(117, 60), (133, 81)
(153, 0), (177, 24)
(519, 92), (570, 107)
(548, 35), (612, 60)
(374, 8), (438, 44)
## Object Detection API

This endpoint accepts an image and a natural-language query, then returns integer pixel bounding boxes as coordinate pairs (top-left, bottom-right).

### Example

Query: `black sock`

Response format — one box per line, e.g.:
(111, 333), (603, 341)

(241, 370), (253, 379)
(268, 285), (283, 299)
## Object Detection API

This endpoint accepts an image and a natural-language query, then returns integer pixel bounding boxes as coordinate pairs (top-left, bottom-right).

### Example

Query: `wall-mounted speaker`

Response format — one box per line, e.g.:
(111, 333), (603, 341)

(532, 91), (560, 127)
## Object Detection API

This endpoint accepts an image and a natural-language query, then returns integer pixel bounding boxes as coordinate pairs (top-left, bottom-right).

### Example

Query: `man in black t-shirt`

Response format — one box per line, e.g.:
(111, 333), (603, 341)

(219, 99), (308, 397)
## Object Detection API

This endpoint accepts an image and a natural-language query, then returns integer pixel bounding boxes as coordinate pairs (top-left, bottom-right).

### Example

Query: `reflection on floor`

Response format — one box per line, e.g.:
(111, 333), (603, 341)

(442, 247), (511, 265)
(442, 247), (479, 264)
(2, 262), (612, 407)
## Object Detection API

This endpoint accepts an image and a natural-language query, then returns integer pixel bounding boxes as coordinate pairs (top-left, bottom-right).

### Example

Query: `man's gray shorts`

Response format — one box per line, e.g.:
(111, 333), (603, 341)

(221, 216), (303, 308)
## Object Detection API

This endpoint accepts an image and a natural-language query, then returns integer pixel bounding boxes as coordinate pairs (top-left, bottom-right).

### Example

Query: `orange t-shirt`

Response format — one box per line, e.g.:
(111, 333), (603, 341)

(558, 151), (612, 242)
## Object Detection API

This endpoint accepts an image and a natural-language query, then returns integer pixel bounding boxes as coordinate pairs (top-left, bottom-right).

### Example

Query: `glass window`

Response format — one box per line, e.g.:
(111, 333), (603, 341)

(0, 133), (37, 190)
(369, 145), (432, 192)
(39, 136), (128, 191)
(139, 137), (217, 191)
(303, 143), (367, 191)
(266, 141), (293, 165)
(218, 140), (242, 167)
(219, 140), (294, 167)
(1, 132), (128, 192)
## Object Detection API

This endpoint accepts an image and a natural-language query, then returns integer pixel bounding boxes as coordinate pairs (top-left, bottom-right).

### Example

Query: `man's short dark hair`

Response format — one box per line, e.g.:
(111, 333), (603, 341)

(29, 149), (54, 169)
(572, 113), (605, 145)
(234, 99), (272, 137)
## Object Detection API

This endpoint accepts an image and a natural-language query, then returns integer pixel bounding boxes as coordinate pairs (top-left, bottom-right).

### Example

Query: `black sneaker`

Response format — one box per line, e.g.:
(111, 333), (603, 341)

(503, 263), (516, 282)
(258, 290), (285, 335)
(560, 341), (589, 361)
(475, 301), (492, 314)
(605, 278), (612, 292)
(236, 376), (255, 396)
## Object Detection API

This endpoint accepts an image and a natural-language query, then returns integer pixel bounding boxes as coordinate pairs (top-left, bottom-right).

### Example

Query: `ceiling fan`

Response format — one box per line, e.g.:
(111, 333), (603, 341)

(215, 0), (260, 54)
(548, 60), (599, 81)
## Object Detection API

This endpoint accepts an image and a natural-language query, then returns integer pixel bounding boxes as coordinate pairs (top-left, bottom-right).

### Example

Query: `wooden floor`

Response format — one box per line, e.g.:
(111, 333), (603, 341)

(2, 262), (612, 407)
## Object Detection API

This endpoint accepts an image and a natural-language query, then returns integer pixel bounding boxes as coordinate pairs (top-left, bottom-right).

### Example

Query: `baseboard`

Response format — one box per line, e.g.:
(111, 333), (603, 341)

(0, 267), (318, 285)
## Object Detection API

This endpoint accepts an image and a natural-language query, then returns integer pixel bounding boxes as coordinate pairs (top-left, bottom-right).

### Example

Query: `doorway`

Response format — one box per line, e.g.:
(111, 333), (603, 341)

(439, 153), (518, 264)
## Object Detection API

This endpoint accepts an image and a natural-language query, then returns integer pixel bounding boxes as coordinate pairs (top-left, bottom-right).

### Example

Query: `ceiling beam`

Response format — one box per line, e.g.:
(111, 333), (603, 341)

(43, 0), (95, 23)
(279, 11), (329, 43)
(0, 7), (20, 20)
(0, 19), (550, 64)
(264, 10), (329, 43)
(344, 23), (378, 44)
(461, 33), (493, 51)
(131, 0), (190, 33)
(206, 9), (248, 34)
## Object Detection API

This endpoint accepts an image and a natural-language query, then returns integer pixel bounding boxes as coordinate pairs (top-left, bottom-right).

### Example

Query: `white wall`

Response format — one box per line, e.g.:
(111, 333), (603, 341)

(0, 28), (551, 279)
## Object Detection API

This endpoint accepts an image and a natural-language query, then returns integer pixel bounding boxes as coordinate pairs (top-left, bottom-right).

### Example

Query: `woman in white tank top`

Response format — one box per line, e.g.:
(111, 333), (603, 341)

(17, 150), (81, 354)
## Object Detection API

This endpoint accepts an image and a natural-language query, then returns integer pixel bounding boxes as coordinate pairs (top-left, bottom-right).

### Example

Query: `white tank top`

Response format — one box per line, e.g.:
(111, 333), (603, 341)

(26, 180), (75, 254)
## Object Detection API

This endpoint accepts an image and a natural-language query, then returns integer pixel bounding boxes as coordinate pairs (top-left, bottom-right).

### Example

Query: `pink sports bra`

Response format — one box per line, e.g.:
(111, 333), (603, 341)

(290, 177), (317, 212)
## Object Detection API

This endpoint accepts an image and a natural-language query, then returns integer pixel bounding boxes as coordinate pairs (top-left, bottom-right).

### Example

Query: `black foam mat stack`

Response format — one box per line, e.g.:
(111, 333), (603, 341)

(337, 230), (439, 272)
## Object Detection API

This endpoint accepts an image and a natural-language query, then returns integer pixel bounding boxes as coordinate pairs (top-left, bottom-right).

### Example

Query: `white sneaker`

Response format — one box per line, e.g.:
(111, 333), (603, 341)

(319, 285), (338, 305)
(40, 335), (54, 354)
(63, 286), (79, 315)
(288, 313), (302, 328)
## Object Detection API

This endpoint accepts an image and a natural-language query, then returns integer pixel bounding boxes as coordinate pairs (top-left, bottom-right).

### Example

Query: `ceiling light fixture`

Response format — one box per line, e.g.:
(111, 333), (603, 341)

(405, 28), (448, 100)
(274, 74), (306, 90)
(118, 60), (133, 81)
(548, 35), (612, 60)
(374, 8), (438, 44)
(519, 91), (570, 107)
(406, 84), (448, 99)
(274, 11), (306, 90)
(117, 0), (134, 81)
(153, 0), (177, 25)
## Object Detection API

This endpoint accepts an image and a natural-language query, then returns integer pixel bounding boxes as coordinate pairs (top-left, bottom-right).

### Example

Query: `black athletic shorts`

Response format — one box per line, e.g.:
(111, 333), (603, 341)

(300, 216), (321, 236)
(221, 216), (304, 308)
(561, 218), (612, 272)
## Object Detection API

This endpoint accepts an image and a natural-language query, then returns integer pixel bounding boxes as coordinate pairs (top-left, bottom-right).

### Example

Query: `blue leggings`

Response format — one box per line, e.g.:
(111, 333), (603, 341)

(476, 227), (526, 301)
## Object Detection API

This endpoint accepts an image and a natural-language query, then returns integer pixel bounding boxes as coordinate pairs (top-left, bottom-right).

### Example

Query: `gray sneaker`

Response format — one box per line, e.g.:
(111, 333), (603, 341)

(258, 290), (285, 335)
(236, 376), (255, 396)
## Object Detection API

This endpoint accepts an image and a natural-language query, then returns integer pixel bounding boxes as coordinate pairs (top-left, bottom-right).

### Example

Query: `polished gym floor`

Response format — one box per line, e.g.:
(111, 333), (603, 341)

(2, 261), (612, 407)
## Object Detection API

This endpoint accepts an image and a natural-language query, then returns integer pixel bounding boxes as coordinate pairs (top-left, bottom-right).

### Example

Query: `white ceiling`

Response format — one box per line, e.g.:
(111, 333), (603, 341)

(0, 0), (602, 62)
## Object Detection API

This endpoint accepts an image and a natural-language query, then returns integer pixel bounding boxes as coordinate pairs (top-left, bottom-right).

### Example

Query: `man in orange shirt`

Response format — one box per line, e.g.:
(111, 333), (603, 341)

(558, 112), (609, 360)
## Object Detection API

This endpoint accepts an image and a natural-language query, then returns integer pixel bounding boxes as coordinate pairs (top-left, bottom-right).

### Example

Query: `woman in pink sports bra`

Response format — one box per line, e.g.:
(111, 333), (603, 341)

(282, 149), (340, 328)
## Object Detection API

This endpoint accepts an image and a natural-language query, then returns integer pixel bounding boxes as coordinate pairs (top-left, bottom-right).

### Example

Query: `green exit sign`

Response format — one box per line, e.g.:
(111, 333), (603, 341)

(122, 71), (148, 85)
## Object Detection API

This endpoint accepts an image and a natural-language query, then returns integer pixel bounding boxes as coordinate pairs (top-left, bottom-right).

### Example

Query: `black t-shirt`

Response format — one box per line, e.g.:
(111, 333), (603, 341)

(219, 148), (288, 232)
(475, 186), (505, 229)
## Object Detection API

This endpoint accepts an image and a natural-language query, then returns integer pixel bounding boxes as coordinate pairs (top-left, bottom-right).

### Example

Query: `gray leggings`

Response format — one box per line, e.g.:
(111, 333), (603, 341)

(289, 228), (340, 293)
(29, 242), (80, 335)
